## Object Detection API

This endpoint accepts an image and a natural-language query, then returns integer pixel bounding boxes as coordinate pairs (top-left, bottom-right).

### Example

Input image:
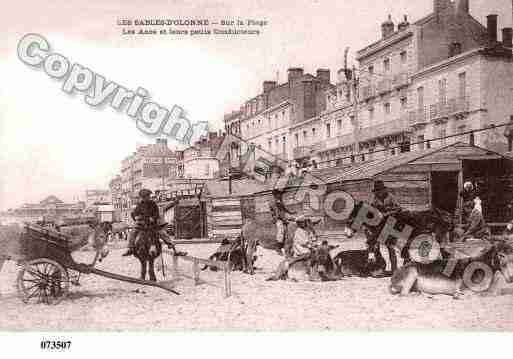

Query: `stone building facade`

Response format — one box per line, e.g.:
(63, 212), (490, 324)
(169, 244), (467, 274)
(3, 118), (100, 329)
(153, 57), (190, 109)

(118, 138), (177, 222)
(224, 67), (334, 166)
(308, 0), (513, 168)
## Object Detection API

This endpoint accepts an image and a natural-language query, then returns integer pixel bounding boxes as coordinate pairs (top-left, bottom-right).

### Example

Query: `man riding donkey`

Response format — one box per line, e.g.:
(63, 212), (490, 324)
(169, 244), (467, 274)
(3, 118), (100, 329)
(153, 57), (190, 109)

(122, 189), (182, 257)
(270, 188), (297, 256)
(370, 180), (406, 276)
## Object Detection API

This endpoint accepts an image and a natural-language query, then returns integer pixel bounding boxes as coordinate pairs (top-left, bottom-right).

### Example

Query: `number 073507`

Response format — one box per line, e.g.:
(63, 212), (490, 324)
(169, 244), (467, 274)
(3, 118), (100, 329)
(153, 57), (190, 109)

(40, 340), (71, 350)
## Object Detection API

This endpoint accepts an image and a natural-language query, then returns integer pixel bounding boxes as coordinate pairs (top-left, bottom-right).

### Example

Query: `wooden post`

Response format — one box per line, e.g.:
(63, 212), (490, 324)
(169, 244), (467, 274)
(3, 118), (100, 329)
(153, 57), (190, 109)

(193, 258), (200, 285)
(172, 254), (179, 279)
(0, 257), (5, 296)
(457, 170), (464, 225)
(224, 263), (231, 298)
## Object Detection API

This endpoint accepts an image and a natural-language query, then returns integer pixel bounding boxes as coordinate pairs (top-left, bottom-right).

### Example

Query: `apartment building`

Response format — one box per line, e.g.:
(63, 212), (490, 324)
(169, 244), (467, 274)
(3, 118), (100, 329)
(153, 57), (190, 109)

(225, 67), (334, 168)
(118, 138), (177, 222)
(109, 175), (122, 221)
(311, 0), (513, 168)
(181, 132), (225, 180)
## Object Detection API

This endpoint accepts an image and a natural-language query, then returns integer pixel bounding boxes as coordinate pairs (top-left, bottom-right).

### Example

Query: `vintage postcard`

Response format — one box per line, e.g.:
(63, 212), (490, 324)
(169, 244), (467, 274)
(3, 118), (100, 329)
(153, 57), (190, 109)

(2, 0), (513, 350)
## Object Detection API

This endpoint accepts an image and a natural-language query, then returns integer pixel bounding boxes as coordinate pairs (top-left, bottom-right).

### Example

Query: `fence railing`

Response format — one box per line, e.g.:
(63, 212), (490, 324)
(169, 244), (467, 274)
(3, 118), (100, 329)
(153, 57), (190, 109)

(162, 250), (232, 298)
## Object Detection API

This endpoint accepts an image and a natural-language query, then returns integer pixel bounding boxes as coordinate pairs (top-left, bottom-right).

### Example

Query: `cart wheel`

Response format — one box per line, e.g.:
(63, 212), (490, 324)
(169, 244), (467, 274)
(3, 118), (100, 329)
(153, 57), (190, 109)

(16, 258), (70, 305)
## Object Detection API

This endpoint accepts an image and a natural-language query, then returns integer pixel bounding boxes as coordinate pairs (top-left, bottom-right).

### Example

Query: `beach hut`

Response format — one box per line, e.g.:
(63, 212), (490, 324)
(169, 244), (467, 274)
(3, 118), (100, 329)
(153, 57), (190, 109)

(202, 178), (269, 240)
(320, 142), (513, 230)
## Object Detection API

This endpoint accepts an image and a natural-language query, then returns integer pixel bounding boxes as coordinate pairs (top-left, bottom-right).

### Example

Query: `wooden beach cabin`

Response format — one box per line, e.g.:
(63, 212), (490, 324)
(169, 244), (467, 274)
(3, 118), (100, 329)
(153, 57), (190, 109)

(320, 142), (513, 231)
(202, 179), (269, 240)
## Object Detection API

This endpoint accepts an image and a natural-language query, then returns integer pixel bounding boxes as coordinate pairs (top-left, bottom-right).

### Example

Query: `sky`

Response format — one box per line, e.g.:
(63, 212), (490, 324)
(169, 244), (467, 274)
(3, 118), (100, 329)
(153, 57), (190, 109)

(0, 0), (511, 210)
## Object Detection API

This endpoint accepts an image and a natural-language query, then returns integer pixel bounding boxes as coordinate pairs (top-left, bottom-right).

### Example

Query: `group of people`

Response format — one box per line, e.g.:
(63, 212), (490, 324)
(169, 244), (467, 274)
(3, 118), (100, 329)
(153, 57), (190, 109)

(123, 176), (512, 262)
(372, 179), (492, 242)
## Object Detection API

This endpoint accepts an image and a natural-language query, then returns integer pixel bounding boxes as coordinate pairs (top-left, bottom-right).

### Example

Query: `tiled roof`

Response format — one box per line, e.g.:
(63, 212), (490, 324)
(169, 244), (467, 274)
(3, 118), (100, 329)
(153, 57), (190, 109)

(142, 143), (175, 157)
(204, 178), (270, 198)
(322, 142), (463, 184)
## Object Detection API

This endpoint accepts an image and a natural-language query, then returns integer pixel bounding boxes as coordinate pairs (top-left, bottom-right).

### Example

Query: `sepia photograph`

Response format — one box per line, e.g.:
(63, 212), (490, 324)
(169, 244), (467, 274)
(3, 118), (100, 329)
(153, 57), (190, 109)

(1, 0), (513, 353)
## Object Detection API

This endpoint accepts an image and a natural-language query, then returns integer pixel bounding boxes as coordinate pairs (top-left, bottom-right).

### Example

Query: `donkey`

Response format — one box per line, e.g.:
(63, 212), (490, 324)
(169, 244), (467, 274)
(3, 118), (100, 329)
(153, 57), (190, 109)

(133, 221), (163, 281)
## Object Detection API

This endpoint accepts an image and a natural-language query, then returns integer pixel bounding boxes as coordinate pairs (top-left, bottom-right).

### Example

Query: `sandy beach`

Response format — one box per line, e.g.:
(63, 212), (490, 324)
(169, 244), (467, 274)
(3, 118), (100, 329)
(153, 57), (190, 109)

(1, 240), (513, 331)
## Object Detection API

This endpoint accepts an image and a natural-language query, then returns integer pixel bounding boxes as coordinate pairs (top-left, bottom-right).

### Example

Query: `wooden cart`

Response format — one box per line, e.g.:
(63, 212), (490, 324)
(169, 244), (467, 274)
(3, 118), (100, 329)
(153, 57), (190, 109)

(8, 223), (178, 305)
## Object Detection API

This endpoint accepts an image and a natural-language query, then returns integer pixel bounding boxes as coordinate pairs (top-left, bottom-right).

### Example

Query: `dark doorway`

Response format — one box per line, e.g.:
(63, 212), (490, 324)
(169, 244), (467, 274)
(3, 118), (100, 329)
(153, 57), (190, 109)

(431, 171), (459, 214)
(175, 200), (207, 239)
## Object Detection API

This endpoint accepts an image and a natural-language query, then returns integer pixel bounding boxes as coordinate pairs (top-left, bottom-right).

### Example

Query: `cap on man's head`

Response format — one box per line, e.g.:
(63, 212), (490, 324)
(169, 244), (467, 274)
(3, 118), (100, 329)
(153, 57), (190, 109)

(464, 181), (474, 190)
(139, 189), (152, 198)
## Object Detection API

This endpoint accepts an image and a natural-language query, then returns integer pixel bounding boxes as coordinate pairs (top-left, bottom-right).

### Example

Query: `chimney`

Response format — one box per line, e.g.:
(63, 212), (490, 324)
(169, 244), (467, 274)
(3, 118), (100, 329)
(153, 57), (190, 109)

(397, 15), (410, 31)
(503, 28), (513, 48)
(434, 0), (450, 21)
(287, 67), (304, 83)
(455, 0), (469, 14)
(487, 14), (498, 43)
(381, 15), (395, 38)
(316, 69), (331, 84)
(263, 81), (276, 93)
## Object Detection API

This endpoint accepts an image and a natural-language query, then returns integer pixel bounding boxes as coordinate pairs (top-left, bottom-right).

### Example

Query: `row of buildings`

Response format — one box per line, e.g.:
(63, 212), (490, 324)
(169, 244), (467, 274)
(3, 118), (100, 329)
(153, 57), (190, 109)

(109, 134), (226, 222)
(224, 0), (513, 170)
(107, 0), (513, 224)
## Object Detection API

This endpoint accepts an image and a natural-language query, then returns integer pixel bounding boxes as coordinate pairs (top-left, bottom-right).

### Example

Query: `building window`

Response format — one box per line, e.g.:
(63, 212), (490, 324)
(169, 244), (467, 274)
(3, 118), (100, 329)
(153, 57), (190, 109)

(268, 140), (272, 151)
(439, 128), (447, 145)
(417, 86), (424, 109)
(459, 72), (466, 99)
(417, 135), (425, 150)
(369, 108), (374, 121)
(438, 78), (447, 105)
(383, 58), (390, 72)
(400, 97), (407, 109)
(303, 130), (307, 141)
(400, 51), (407, 63)
(384, 103), (391, 115)
(205, 164), (210, 176)
(326, 123), (331, 138)
(368, 65), (374, 75)
(282, 136), (286, 155)
(337, 119), (342, 132)
(312, 128), (316, 139)
(449, 42), (462, 57)
(294, 133), (299, 147)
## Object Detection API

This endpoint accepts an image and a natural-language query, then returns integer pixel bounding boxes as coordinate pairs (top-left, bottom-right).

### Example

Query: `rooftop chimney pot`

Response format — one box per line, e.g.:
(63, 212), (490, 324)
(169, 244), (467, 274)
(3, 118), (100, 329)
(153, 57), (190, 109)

(287, 68), (304, 83)
(487, 14), (498, 44)
(502, 28), (512, 48)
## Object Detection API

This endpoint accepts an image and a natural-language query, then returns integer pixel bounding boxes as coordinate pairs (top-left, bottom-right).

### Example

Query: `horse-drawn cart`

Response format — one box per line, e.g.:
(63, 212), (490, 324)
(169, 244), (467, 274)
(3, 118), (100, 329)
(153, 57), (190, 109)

(1, 223), (179, 305)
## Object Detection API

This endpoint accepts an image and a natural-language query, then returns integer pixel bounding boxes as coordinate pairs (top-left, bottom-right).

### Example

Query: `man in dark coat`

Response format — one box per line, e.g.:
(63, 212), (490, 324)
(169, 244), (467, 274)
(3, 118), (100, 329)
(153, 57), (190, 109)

(370, 180), (404, 274)
(270, 188), (296, 255)
(370, 180), (402, 215)
(122, 188), (160, 256)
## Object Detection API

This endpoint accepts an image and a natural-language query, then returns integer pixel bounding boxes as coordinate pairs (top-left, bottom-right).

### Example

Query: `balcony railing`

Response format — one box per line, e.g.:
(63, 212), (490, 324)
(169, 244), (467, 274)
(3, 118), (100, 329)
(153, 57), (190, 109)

(392, 72), (409, 89)
(447, 96), (470, 115)
(408, 107), (429, 127)
(377, 78), (392, 94)
(361, 85), (377, 100)
(429, 96), (470, 122)
(357, 117), (410, 142)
